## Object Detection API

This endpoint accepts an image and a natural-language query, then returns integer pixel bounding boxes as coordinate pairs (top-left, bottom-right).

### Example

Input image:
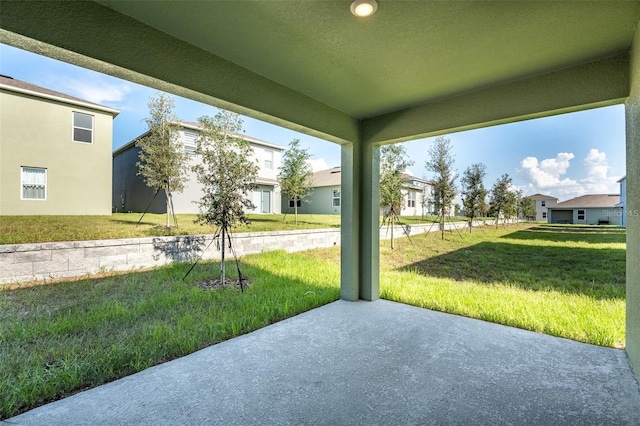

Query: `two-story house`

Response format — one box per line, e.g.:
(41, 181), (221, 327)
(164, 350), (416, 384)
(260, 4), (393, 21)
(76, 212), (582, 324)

(0, 75), (119, 215)
(286, 166), (434, 216)
(112, 121), (284, 214)
(524, 193), (559, 221)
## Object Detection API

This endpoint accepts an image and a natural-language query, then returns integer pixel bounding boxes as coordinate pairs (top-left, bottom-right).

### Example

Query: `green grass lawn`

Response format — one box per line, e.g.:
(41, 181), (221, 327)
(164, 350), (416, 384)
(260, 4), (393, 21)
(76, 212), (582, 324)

(0, 223), (625, 419)
(0, 213), (496, 245)
(0, 213), (342, 245)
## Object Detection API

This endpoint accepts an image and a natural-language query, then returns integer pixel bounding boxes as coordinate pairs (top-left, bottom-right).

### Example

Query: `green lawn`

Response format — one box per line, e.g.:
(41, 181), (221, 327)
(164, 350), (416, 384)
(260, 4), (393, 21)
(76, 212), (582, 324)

(0, 213), (342, 245)
(0, 223), (626, 419)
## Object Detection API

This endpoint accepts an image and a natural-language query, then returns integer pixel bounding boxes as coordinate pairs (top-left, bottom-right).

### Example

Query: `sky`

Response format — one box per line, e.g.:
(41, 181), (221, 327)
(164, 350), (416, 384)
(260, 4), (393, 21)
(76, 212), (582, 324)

(1, 43), (627, 203)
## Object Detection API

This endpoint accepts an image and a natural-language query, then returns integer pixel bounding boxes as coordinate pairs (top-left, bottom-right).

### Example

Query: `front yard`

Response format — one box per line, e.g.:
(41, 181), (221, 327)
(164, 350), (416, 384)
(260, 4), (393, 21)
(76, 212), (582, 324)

(0, 223), (626, 419)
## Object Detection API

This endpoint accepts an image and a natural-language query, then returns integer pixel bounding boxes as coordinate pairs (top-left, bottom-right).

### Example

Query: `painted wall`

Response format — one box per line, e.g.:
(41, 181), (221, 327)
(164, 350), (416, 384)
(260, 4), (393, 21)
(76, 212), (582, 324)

(548, 207), (622, 225)
(533, 197), (557, 221)
(1, 89), (114, 215)
(281, 186), (342, 215)
(625, 23), (640, 382)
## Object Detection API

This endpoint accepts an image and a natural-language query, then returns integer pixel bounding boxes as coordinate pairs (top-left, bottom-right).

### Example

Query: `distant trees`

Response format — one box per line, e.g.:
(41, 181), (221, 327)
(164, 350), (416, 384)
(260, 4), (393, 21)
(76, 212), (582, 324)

(136, 93), (189, 228)
(460, 163), (487, 233)
(380, 144), (414, 249)
(489, 173), (513, 228)
(193, 111), (258, 286)
(522, 197), (536, 220)
(278, 139), (313, 224)
(425, 137), (457, 239)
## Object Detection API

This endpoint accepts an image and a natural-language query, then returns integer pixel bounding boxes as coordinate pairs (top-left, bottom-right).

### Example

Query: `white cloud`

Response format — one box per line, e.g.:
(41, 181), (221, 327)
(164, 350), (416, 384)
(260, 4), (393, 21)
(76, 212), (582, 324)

(64, 79), (133, 105)
(307, 158), (329, 172)
(519, 149), (621, 200)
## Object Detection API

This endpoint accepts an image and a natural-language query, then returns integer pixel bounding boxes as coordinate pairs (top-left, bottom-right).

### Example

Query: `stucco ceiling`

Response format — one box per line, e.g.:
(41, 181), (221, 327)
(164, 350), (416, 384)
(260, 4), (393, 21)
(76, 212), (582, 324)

(97, 1), (639, 119)
(1, 1), (639, 144)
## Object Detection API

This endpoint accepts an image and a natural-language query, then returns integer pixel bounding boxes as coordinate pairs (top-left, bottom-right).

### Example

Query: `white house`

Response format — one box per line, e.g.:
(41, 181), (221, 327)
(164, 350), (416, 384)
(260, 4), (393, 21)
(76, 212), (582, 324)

(284, 167), (434, 216)
(524, 193), (559, 221)
(547, 194), (622, 225)
(112, 122), (285, 214)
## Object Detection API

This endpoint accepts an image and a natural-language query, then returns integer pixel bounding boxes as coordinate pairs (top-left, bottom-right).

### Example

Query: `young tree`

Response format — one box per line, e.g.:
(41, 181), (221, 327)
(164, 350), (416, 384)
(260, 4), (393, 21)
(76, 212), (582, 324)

(136, 93), (189, 228)
(489, 173), (512, 228)
(278, 139), (313, 225)
(425, 136), (457, 239)
(460, 163), (487, 233)
(193, 111), (259, 286)
(379, 144), (414, 249)
(522, 196), (536, 221)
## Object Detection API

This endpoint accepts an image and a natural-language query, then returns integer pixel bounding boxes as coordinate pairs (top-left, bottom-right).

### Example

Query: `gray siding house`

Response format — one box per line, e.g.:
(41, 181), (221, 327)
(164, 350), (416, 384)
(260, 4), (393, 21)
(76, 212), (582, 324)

(547, 194), (622, 225)
(284, 167), (433, 216)
(113, 122), (284, 214)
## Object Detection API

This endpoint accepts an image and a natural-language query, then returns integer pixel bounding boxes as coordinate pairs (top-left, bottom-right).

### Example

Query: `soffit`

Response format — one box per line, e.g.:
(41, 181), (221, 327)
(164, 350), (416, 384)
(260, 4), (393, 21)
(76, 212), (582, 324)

(97, 1), (640, 119)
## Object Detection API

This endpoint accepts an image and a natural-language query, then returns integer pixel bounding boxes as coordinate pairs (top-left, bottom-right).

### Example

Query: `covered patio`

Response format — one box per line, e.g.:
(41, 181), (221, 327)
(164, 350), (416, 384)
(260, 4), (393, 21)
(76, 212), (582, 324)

(1, 0), (639, 420)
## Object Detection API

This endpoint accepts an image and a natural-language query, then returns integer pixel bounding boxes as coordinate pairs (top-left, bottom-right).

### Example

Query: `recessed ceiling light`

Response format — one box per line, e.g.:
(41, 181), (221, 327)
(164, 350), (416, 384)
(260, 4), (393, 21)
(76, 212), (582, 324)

(351, 0), (378, 17)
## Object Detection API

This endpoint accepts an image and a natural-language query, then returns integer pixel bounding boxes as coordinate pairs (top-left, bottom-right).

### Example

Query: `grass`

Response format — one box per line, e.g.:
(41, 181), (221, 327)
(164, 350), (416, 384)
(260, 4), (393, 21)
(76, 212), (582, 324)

(308, 223), (626, 348)
(1, 223), (626, 419)
(0, 251), (340, 419)
(0, 213), (342, 245)
(0, 213), (491, 245)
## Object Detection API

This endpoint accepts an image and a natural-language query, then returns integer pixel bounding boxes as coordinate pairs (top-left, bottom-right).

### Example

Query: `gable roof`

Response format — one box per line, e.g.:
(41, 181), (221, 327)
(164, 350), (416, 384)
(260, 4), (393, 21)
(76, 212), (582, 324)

(311, 167), (432, 189)
(113, 121), (284, 156)
(525, 193), (558, 201)
(552, 194), (620, 208)
(0, 75), (119, 116)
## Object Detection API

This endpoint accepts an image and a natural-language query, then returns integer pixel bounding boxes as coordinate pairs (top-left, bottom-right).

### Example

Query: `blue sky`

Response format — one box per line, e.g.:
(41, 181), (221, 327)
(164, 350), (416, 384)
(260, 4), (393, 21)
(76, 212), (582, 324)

(1, 43), (626, 202)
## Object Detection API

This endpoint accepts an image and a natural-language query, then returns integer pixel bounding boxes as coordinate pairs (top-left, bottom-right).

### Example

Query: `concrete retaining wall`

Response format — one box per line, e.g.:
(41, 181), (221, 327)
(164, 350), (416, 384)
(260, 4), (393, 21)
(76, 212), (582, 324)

(0, 219), (501, 284)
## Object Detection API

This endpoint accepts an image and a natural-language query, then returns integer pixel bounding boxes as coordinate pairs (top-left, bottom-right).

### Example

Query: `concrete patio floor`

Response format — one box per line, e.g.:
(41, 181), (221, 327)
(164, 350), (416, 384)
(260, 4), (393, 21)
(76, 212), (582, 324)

(5, 300), (640, 425)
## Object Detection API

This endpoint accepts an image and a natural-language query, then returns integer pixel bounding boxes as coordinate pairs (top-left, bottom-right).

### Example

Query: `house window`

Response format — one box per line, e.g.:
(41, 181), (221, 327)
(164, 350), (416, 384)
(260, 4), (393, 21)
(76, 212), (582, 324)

(72, 112), (93, 143)
(21, 167), (47, 200)
(183, 130), (197, 156)
(541, 200), (546, 207)
(542, 212), (547, 219)
(332, 189), (341, 207)
(264, 150), (274, 169)
(407, 191), (416, 208)
(289, 197), (301, 208)
(577, 210), (585, 221)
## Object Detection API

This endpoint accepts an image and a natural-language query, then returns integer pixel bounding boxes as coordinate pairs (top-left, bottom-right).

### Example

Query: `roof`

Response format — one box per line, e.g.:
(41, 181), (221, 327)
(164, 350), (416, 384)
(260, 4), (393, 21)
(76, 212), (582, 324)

(618, 176), (627, 183)
(311, 167), (432, 189)
(312, 167), (342, 187)
(551, 194), (620, 209)
(0, 75), (119, 116)
(113, 121), (284, 156)
(525, 193), (559, 201)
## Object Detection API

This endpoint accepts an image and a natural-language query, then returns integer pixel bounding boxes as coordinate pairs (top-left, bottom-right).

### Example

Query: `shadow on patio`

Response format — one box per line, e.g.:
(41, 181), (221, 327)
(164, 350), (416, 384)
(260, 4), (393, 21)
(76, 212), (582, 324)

(6, 300), (640, 425)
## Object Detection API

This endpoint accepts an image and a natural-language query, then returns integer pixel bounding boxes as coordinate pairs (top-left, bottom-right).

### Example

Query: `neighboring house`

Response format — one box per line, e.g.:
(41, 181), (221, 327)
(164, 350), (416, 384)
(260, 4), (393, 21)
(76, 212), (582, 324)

(617, 176), (627, 227)
(112, 122), (284, 214)
(284, 167), (433, 216)
(524, 193), (559, 221)
(0, 75), (119, 215)
(547, 194), (622, 225)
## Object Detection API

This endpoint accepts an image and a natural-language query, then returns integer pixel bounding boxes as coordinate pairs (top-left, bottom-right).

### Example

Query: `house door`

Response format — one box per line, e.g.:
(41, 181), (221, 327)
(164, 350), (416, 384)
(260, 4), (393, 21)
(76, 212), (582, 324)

(261, 190), (271, 213)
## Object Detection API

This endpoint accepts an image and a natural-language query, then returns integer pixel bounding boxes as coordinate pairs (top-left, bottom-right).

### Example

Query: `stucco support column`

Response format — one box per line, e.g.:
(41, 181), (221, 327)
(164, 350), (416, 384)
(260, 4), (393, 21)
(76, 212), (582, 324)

(340, 139), (380, 301)
(625, 21), (640, 381)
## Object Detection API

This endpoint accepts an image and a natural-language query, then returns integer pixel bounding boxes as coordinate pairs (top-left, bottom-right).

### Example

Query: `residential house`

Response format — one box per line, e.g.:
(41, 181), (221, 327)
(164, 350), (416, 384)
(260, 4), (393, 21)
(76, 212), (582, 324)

(0, 75), (119, 215)
(547, 194), (622, 225)
(284, 167), (433, 216)
(617, 176), (627, 227)
(112, 122), (284, 214)
(524, 193), (559, 221)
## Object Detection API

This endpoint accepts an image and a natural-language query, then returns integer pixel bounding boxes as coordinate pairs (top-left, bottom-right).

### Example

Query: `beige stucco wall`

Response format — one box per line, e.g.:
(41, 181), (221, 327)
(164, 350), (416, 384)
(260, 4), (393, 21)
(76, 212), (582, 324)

(0, 89), (114, 215)
(625, 22), (640, 381)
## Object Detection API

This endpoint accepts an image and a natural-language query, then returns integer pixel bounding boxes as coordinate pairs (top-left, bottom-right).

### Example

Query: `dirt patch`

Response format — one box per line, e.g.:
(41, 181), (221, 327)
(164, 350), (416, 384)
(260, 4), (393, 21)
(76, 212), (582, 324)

(193, 277), (251, 291)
